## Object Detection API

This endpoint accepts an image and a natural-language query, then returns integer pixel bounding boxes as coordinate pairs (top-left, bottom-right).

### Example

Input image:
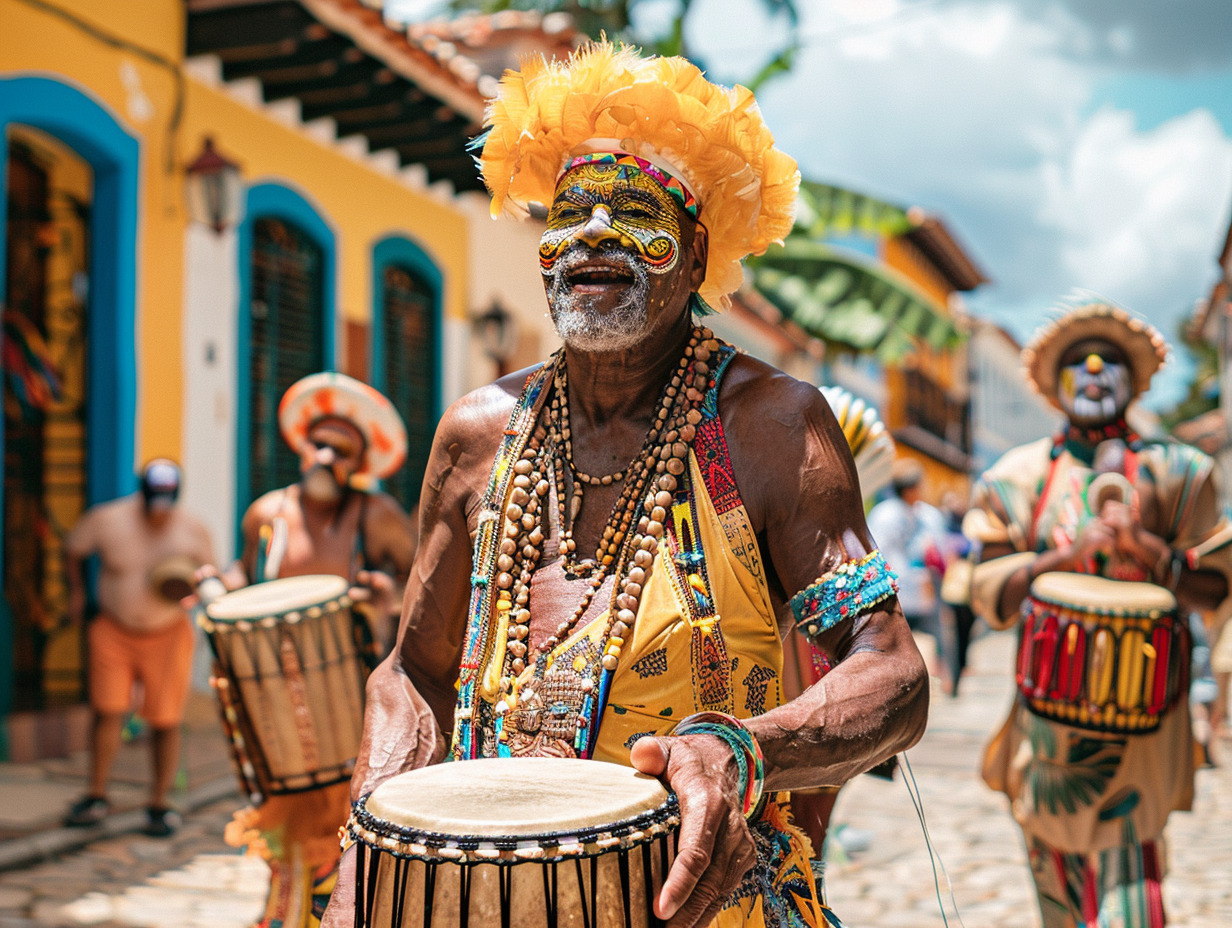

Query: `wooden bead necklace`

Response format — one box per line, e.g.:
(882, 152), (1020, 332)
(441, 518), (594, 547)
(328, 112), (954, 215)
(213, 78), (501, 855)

(491, 325), (721, 745)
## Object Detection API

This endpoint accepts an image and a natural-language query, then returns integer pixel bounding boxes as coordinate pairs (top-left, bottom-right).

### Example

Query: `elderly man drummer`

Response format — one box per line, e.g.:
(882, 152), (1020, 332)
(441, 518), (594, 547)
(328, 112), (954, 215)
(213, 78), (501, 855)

(325, 42), (927, 928)
(966, 300), (1232, 928)
(211, 372), (418, 928)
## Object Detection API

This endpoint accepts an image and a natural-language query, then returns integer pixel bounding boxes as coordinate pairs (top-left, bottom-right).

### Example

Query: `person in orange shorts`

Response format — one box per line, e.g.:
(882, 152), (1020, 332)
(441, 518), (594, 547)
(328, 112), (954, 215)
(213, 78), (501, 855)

(62, 459), (216, 836)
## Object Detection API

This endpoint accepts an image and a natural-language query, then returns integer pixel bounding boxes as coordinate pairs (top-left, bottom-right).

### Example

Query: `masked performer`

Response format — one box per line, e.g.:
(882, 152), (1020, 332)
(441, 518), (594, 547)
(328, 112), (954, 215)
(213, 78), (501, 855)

(966, 301), (1232, 928)
(323, 42), (929, 928)
(217, 372), (417, 928)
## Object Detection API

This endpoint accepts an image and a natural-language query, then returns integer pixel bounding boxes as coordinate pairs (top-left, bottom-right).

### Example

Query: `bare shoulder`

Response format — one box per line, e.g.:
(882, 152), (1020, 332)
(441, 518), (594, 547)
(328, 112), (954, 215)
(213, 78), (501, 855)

(718, 353), (830, 437)
(243, 487), (288, 524)
(717, 354), (856, 527)
(428, 364), (551, 501)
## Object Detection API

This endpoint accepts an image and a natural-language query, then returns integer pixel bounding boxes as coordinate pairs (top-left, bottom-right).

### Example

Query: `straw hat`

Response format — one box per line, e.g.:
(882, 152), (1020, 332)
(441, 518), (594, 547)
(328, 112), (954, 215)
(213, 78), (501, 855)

(278, 372), (407, 480)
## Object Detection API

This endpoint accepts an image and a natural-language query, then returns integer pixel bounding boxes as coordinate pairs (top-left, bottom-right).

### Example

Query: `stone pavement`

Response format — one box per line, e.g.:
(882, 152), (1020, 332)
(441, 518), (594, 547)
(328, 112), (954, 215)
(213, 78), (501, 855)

(2, 632), (1230, 927)
(824, 630), (1232, 928)
(0, 691), (240, 871)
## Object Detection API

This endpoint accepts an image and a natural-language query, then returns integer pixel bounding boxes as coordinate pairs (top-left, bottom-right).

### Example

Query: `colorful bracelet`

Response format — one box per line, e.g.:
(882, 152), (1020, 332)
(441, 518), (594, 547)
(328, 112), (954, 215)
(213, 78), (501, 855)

(671, 711), (765, 819)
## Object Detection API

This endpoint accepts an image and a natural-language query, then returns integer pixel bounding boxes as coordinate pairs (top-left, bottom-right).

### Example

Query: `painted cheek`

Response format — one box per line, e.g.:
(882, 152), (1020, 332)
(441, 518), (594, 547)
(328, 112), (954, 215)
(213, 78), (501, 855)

(1058, 366), (1077, 406)
(616, 222), (679, 273)
(539, 226), (575, 275)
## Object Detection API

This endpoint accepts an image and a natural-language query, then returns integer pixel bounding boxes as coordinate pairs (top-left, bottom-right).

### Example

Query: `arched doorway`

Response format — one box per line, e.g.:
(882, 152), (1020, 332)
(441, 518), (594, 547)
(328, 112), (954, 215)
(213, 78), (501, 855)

(0, 77), (139, 750)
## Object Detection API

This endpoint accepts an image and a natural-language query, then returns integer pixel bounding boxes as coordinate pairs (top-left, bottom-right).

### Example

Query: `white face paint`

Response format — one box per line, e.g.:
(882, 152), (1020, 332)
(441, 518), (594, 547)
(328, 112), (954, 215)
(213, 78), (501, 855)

(545, 245), (651, 352)
(1058, 356), (1133, 424)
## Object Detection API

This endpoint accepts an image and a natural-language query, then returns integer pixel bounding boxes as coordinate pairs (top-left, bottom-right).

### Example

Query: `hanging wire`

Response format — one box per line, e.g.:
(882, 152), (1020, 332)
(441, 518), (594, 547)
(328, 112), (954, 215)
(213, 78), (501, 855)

(900, 751), (966, 928)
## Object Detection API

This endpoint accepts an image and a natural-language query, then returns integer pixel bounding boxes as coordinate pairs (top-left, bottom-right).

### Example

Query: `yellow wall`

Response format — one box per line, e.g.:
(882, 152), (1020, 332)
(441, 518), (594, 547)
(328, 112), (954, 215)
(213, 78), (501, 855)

(1, 0), (469, 465)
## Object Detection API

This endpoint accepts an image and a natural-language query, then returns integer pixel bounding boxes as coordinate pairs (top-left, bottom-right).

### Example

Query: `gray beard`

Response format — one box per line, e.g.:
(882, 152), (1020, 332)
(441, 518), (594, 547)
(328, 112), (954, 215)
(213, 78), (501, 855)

(545, 248), (650, 352)
(301, 466), (343, 502)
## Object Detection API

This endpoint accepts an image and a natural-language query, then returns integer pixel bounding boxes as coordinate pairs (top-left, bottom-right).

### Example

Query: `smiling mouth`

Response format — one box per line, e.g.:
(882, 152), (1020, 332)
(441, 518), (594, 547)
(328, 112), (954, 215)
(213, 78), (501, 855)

(565, 263), (636, 291)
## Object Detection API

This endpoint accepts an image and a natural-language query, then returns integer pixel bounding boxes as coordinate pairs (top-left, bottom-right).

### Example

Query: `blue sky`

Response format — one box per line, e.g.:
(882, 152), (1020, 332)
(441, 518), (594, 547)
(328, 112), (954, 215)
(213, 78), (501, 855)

(390, 0), (1232, 411)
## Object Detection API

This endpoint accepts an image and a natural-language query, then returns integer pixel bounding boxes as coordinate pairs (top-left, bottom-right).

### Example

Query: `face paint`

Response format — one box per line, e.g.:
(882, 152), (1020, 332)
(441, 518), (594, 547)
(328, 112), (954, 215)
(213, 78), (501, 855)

(1058, 353), (1133, 424)
(540, 162), (683, 276)
(540, 161), (693, 351)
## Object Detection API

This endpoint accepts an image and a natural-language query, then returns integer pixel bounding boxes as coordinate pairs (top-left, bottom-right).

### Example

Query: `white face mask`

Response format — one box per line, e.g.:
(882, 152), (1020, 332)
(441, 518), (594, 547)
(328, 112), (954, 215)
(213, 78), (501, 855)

(1057, 355), (1133, 424)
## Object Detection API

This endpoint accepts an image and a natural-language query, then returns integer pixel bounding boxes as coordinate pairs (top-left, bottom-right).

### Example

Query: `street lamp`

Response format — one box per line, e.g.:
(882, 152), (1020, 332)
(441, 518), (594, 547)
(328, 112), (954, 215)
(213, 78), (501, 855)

(185, 137), (244, 234)
(473, 299), (518, 377)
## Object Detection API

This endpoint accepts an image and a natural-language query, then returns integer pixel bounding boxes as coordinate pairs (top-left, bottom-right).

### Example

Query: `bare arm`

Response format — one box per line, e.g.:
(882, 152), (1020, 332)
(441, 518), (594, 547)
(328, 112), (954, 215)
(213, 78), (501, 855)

(632, 364), (928, 925)
(736, 372), (928, 788)
(63, 508), (101, 625)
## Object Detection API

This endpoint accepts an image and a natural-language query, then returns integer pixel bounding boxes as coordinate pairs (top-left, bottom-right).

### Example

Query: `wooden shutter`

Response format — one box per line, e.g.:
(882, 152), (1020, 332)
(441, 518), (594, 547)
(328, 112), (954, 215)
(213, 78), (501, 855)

(249, 218), (324, 503)
(381, 264), (436, 509)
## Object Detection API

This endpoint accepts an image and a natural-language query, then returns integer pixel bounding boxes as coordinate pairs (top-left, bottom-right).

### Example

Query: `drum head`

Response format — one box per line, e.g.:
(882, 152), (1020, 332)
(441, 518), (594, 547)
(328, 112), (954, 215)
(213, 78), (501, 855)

(367, 758), (669, 837)
(1031, 571), (1176, 614)
(205, 575), (349, 622)
(149, 555), (200, 603)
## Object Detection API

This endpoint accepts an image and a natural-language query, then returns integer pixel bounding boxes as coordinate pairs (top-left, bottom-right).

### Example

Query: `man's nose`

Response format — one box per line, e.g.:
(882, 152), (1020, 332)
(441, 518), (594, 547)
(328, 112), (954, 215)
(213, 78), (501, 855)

(575, 205), (619, 248)
(1085, 354), (1104, 374)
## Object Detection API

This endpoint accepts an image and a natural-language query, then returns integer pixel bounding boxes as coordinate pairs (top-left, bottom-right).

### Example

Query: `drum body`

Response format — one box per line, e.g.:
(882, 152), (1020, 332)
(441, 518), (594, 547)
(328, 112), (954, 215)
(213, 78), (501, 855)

(1017, 572), (1187, 734)
(202, 575), (367, 797)
(348, 758), (679, 928)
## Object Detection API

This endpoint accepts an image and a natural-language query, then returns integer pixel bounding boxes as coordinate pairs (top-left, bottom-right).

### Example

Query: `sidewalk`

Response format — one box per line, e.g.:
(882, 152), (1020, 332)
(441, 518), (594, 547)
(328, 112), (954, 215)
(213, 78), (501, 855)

(0, 692), (243, 871)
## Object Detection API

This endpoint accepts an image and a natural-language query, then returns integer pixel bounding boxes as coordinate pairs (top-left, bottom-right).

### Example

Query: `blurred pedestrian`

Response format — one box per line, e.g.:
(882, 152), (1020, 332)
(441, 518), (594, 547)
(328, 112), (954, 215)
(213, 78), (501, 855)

(205, 372), (417, 928)
(868, 458), (948, 681)
(61, 459), (215, 837)
(938, 491), (979, 696)
(966, 300), (1232, 927)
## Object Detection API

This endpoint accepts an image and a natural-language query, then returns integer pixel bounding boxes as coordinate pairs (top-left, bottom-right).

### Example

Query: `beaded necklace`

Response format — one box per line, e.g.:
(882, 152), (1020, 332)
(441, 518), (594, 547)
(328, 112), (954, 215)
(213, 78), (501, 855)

(458, 324), (721, 759)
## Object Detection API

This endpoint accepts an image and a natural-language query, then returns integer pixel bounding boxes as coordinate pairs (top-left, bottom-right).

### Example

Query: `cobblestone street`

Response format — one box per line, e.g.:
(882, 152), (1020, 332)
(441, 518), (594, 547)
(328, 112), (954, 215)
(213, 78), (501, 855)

(1, 631), (1229, 927)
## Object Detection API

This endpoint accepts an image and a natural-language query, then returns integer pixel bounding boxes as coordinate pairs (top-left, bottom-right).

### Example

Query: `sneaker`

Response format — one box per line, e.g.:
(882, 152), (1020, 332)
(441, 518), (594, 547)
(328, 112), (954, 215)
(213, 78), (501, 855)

(64, 795), (110, 828)
(143, 806), (182, 838)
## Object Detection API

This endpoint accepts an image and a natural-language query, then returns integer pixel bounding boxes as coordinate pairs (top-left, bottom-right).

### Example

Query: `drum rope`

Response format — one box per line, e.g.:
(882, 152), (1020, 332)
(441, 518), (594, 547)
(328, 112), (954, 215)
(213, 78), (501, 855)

(618, 848), (634, 928)
(901, 752), (965, 928)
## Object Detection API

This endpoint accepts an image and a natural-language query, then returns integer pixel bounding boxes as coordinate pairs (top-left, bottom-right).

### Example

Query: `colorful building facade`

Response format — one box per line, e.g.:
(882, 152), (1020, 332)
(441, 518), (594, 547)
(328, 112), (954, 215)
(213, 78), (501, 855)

(0, 0), (579, 757)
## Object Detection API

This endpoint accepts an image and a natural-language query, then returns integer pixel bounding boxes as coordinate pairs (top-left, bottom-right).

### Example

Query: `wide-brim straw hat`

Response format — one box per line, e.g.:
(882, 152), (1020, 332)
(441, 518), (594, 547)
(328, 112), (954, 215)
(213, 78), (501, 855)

(1022, 302), (1168, 409)
(278, 372), (407, 480)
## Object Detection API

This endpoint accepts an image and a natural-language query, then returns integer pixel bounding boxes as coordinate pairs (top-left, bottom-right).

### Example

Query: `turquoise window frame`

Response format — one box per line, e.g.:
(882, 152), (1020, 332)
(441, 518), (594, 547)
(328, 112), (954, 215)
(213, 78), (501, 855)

(0, 75), (140, 724)
(234, 182), (337, 548)
(370, 235), (442, 502)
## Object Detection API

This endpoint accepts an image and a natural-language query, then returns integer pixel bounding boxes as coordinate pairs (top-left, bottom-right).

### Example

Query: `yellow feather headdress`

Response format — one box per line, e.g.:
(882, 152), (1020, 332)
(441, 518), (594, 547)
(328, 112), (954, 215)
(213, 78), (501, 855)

(478, 40), (801, 309)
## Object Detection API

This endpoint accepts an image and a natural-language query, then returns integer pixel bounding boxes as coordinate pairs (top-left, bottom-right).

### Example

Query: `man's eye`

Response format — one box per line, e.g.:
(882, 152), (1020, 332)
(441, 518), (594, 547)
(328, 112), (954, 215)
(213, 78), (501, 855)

(621, 207), (655, 220)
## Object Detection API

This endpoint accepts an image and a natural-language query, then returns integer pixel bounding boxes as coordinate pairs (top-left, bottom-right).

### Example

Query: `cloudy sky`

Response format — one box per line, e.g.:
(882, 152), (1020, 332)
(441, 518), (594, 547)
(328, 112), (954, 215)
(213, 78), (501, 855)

(684, 0), (1232, 410)
(392, 0), (1232, 410)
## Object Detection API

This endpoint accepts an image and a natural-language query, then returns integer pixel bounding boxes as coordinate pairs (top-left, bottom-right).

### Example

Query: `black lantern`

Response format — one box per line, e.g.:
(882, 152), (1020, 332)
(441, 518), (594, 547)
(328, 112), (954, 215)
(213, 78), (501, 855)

(185, 137), (243, 234)
(473, 299), (518, 376)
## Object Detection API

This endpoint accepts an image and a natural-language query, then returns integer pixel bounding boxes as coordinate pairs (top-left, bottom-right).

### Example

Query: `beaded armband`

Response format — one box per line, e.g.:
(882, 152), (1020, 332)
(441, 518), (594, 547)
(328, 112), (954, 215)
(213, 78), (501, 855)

(790, 550), (898, 639)
(671, 711), (765, 820)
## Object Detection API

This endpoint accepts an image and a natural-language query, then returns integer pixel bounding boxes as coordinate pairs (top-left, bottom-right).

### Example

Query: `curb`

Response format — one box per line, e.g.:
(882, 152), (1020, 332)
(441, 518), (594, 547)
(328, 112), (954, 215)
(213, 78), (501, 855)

(0, 776), (241, 872)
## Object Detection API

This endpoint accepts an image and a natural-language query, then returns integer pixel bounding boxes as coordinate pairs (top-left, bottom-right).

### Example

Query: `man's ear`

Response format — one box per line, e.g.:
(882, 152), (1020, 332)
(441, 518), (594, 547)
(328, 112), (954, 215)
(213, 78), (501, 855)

(689, 221), (709, 292)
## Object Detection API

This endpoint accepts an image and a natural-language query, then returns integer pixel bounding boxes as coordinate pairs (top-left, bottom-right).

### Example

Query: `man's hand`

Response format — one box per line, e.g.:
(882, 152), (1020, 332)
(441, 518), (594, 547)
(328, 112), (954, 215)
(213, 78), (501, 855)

(1098, 500), (1170, 579)
(630, 734), (756, 928)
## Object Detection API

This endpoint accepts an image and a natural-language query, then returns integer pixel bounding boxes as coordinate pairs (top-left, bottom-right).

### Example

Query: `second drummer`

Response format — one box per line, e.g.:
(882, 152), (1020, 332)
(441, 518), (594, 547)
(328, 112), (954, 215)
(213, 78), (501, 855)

(966, 300), (1232, 927)
(210, 372), (418, 928)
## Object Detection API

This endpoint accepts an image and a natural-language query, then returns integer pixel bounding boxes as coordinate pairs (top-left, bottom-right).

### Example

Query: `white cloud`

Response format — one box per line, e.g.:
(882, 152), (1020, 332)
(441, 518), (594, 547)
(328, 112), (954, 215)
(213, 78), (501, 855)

(690, 0), (1232, 409)
(1040, 107), (1232, 314)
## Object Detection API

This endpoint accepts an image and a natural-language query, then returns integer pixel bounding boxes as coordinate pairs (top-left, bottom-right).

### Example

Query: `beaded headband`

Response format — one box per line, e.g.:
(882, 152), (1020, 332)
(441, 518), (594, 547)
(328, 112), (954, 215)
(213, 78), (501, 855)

(560, 151), (700, 218)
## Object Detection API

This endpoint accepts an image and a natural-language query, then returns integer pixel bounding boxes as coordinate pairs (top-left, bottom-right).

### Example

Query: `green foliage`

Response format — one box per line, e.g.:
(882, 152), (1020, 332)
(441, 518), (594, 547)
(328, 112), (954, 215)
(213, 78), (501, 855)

(444, 0), (799, 87)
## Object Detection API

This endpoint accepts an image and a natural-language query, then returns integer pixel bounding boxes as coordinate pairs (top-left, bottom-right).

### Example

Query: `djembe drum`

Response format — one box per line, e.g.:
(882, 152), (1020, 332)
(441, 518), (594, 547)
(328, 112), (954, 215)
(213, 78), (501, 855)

(1017, 572), (1188, 734)
(200, 575), (368, 799)
(346, 757), (680, 928)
